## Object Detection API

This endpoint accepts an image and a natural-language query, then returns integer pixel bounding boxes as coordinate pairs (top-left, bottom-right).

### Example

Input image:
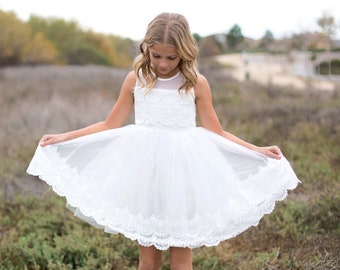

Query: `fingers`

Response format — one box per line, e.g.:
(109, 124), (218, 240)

(39, 134), (57, 147)
(40, 137), (51, 146)
(268, 146), (282, 160)
(268, 151), (282, 160)
(257, 146), (282, 160)
(272, 145), (282, 155)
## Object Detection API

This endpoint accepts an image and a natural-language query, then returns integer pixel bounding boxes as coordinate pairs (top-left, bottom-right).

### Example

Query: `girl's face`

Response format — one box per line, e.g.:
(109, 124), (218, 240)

(149, 44), (181, 79)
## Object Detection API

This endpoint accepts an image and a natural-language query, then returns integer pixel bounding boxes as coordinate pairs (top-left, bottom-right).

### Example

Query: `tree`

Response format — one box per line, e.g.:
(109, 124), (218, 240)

(108, 35), (134, 67)
(0, 10), (30, 65)
(0, 11), (133, 67)
(28, 16), (86, 64)
(317, 11), (339, 50)
(226, 24), (244, 50)
(193, 33), (202, 44)
(259, 30), (274, 50)
(317, 11), (338, 39)
(28, 15), (134, 66)
(21, 32), (60, 64)
(198, 36), (222, 57)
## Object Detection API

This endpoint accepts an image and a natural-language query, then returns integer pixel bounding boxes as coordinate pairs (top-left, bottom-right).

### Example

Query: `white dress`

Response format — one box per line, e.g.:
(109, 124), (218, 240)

(27, 72), (300, 250)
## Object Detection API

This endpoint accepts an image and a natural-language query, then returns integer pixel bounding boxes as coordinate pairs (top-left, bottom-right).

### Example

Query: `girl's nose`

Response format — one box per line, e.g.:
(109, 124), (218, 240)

(159, 59), (168, 68)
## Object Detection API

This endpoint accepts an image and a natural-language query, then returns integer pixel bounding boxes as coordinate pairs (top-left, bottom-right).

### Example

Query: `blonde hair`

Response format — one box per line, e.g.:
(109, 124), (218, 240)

(133, 13), (198, 92)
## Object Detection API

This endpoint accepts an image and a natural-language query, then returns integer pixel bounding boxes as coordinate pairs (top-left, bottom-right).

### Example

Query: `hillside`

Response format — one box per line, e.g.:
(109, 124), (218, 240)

(0, 62), (339, 269)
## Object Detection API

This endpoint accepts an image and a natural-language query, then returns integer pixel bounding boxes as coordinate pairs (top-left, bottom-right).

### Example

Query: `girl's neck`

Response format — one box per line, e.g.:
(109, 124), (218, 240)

(157, 72), (180, 81)
(156, 68), (180, 79)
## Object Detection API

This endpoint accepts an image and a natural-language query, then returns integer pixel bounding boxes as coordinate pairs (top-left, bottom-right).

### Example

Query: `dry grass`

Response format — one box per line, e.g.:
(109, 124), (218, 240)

(0, 65), (130, 196)
(0, 62), (339, 269)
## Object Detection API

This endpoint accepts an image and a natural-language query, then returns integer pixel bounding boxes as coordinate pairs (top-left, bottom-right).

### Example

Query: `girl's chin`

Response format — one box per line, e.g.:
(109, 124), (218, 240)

(156, 69), (176, 78)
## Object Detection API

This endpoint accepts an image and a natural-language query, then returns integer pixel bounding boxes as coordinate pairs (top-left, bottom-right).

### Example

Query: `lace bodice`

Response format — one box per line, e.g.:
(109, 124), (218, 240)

(134, 73), (196, 128)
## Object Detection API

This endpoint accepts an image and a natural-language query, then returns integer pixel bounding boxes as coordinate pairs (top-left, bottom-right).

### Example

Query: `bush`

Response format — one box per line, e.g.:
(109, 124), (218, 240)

(318, 59), (340, 75)
(0, 63), (339, 269)
(0, 195), (139, 269)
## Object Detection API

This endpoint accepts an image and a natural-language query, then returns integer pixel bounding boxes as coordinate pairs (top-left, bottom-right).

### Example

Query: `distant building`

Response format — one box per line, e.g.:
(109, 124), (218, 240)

(332, 39), (340, 49)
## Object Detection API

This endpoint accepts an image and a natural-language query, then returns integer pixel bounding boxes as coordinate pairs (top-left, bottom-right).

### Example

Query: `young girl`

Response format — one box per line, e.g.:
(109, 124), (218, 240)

(27, 12), (300, 270)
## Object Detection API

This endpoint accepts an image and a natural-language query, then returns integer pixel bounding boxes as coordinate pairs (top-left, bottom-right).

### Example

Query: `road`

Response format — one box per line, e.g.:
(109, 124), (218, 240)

(214, 52), (338, 91)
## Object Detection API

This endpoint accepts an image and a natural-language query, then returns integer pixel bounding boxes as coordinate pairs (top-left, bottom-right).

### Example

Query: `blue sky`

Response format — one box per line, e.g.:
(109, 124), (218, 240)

(1, 0), (339, 40)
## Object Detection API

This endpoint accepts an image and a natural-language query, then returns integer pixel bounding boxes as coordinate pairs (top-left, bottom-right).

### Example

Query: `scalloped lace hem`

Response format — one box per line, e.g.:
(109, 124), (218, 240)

(27, 165), (299, 250)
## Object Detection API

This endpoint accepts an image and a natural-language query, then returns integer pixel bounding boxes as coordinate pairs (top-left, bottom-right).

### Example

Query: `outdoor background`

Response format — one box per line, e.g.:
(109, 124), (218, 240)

(0, 7), (339, 270)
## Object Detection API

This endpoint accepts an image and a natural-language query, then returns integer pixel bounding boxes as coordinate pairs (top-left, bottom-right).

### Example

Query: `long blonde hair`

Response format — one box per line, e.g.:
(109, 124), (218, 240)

(133, 13), (198, 92)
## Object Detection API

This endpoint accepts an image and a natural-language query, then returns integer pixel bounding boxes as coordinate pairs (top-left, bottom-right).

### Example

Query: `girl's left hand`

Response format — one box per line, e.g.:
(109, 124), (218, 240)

(256, 145), (282, 160)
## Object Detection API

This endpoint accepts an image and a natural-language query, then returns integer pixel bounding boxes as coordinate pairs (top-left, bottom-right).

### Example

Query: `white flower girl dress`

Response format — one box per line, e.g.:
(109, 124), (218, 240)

(27, 72), (300, 250)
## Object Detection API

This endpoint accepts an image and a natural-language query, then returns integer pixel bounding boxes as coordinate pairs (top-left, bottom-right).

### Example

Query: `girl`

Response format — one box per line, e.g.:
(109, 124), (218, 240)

(27, 12), (300, 270)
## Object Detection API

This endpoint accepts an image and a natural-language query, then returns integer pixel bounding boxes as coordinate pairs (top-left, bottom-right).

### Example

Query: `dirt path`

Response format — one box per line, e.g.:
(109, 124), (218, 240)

(214, 53), (337, 91)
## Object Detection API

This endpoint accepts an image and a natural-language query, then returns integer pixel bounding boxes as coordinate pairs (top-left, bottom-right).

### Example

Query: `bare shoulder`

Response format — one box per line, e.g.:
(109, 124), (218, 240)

(124, 70), (137, 86)
(196, 73), (209, 86)
(120, 70), (136, 93)
(194, 73), (211, 98)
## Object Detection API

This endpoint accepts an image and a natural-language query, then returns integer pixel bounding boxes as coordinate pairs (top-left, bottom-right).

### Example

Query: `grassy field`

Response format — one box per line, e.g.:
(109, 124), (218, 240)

(0, 62), (339, 269)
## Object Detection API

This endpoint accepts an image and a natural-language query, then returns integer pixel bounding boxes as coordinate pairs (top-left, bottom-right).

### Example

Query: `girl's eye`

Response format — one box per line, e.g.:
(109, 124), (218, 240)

(151, 54), (177, 60)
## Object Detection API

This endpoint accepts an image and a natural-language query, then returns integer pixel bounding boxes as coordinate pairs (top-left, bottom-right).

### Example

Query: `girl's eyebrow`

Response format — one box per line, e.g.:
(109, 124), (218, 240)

(151, 52), (178, 57)
(150, 49), (177, 56)
(152, 55), (178, 60)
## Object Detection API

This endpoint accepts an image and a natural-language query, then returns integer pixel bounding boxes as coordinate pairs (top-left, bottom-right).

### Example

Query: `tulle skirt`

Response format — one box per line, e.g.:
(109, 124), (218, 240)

(27, 124), (300, 250)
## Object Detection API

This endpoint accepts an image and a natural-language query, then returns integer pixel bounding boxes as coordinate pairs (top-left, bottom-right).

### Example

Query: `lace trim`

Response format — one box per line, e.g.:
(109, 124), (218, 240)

(27, 146), (300, 250)
(134, 88), (196, 128)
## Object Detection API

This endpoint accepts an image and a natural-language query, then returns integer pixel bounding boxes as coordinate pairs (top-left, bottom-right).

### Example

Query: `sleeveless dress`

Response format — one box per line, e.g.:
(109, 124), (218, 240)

(27, 72), (300, 250)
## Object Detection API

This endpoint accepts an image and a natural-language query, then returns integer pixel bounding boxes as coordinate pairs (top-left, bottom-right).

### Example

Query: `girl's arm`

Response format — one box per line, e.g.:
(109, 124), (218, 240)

(40, 71), (136, 146)
(194, 74), (282, 160)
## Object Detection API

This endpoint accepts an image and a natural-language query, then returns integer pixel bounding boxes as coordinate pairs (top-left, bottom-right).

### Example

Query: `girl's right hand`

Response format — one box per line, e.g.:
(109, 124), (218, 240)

(40, 134), (66, 147)
(255, 145), (282, 160)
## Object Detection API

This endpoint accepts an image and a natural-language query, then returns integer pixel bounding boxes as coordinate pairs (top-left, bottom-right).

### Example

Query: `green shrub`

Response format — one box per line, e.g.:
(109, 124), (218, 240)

(0, 194), (138, 269)
(318, 59), (340, 75)
(1, 63), (339, 269)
